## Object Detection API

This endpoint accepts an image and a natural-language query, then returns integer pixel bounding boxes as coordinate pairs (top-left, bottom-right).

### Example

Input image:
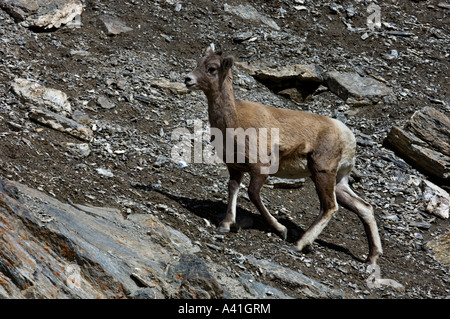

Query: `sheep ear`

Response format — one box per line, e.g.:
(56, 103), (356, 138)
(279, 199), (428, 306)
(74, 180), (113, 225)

(222, 55), (234, 71)
(206, 43), (215, 54)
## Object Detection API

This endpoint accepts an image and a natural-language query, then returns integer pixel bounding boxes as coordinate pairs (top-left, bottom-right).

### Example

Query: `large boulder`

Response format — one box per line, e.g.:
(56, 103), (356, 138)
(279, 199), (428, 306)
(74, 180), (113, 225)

(384, 106), (450, 182)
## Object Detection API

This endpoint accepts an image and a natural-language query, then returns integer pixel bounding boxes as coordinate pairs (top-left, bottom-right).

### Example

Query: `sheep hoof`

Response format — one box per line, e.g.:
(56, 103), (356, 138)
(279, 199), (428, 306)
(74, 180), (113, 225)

(280, 227), (288, 241)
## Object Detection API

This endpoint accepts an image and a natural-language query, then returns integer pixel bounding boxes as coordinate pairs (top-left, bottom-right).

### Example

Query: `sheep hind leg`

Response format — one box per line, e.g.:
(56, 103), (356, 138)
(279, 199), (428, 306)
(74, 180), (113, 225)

(294, 170), (338, 252)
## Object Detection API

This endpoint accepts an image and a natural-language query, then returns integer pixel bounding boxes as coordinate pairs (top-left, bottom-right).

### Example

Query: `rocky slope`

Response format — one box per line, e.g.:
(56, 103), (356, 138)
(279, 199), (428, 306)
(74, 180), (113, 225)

(0, 0), (449, 299)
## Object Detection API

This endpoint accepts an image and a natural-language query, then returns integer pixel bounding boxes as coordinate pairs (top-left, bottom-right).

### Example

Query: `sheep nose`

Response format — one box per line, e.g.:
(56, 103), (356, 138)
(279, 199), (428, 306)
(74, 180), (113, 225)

(185, 76), (196, 89)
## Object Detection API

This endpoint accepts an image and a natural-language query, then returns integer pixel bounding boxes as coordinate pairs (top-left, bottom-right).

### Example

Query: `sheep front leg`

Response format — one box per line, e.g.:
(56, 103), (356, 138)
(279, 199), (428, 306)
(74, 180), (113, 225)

(217, 168), (244, 232)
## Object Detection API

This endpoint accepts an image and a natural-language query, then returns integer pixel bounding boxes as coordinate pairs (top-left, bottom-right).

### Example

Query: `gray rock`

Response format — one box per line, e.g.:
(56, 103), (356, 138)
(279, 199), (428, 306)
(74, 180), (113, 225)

(0, 177), (201, 298)
(233, 31), (254, 43)
(167, 254), (224, 298)
(131, 214), (200, 255)
(99, 15), (133, 35)
(326, 71), (394, 106)
(70, 49), (90, 57)
(237, 61), (323, 83)
(71, 110), (92, 125)
(236, 273), (292, 298)
(236, 61), (324, 101)
(128, 287), (158, 299)
(266, 177), (306, 189)
(246, 256), (345, 298)
(407, 106), (450, 157)
(437, 2), (450, 10)
(97, 96), (116, 109)
(153, 155), (169, 168)
(151, 79), (190, 95)
(422, 180), (449, 219)
(96, 167), (114, 178)
(0, 176), (317, 299)
(0, 0), (39, 21)
(61, 142), (91, 158)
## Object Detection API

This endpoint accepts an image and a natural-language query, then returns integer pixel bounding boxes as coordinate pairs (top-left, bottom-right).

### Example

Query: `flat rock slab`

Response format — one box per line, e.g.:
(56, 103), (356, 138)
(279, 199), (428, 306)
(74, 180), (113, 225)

(422, 180), (449, 219)
(0, 0), (40, 20)
(29, 107), (93, 142)
(265, 177), (306, 189)
(407, 106), (450, 157)
(166, 254), (224, 298)
(0, 0), (82, 29)
(224, 3), (280, 31)
(60, 142), (91, 158)
(236, 61), (324, 101)
(97, 96), (116, 109)
(326, 71), (394, 106)
(237, 61), (323, 84)
(385, 107), (450, 182)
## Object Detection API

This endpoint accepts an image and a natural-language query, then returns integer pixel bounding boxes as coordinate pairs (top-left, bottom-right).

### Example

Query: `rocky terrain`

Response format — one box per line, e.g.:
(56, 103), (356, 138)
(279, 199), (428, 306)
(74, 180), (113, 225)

(0, 0), (449, 299)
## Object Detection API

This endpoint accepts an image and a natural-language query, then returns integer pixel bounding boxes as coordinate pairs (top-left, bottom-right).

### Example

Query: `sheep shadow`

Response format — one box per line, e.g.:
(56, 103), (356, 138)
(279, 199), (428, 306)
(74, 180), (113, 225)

(134, 183), (363, 262)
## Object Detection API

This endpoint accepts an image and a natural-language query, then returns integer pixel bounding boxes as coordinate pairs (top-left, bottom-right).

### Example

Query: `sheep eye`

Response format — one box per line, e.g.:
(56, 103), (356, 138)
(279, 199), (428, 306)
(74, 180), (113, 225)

(207, 66), (217, 74)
